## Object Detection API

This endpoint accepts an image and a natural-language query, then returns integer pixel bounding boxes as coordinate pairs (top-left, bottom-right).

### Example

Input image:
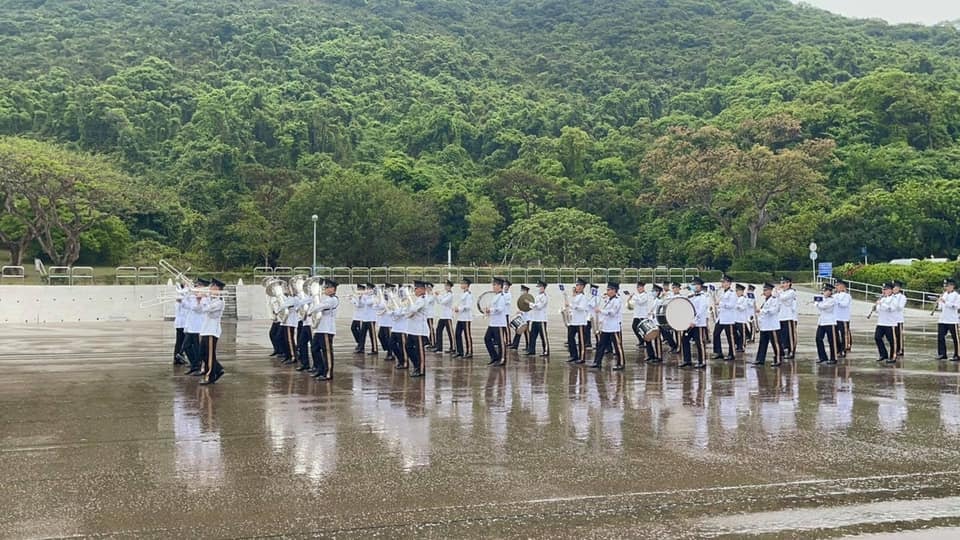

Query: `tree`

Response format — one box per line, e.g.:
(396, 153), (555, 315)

(502, 208), (627, 267)
(459, 197), (503, 265)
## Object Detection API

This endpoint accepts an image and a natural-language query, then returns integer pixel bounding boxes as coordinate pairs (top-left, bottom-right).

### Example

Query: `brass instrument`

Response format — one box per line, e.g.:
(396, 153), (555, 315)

(265, 277), (290, 323)
(866, 295), (882, 320)
(930, 294), (944, 316)
(159, 259), (194, 288)
(517, 292), (534, 312)
(626, 293), (636, 311)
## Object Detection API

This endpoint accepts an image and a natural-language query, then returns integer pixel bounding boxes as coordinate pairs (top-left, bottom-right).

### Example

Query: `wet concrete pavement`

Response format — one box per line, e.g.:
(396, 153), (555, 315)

(3, 313), (960, 538)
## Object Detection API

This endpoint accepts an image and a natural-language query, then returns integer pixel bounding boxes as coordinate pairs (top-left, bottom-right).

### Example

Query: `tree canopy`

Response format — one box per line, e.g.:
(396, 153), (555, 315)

(2, 0), (960, 269)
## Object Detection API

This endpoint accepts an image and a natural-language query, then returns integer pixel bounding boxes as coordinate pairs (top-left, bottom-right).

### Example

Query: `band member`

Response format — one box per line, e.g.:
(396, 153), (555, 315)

(645, 285), (666, 363)
(680, 277), (709, 369)
(406, 281), (430, 377)
(712, 275), (737, 361)
(350, 283), (365, 352)
(628, 281), (653, 351)
(433, 280), (454, 353)
(360, 282), (379, 355)
(668, 282), (683, 351)
(526, 280), (550, 356)
(510, 285), (532, 350)
(892, 280), (906, 358)
(874, 282), (899, 363)
(502, 279), (513, 344)
(590, 282), (625, 370)
(935, 278), (960, 361)
(745, 284), (758, 343)
(566, 278), (590, 364)
(199, 279), (226, 385)
(454, 278), (474, 358)
(376, 283), (395, 362)
(484, 277), (509, 366)
(424, 282), (437, 348)
(734, 284), (749, 351)
(754, 283), (782, 367)
(295, 286), (313, 372)
(834, 280), (852, 356)
(586, 284), (600, 349)
(280, 286), (301, 364)
(775, 276), (798, 360)
(309, 279), (339, 380)
(173, 283), (188, 365)
(184, 278), (210, 375)
(814, 283), (839, 364)
(391, 286), (408, 369)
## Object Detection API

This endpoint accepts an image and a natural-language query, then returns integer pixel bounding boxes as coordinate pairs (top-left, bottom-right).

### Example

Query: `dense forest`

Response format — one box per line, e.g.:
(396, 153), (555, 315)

(2, 0), (960, 272)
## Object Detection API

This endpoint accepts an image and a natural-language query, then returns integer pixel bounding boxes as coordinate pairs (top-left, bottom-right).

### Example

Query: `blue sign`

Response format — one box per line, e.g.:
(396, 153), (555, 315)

(860, 246), (868, 256)
(818, 262), (833, 278)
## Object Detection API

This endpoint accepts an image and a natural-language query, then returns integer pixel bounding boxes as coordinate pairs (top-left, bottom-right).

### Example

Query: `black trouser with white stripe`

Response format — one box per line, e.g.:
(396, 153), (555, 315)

(297, 324), (312, 368)
(756, 329), (782, 364)
(311, 332), (334, 378)
(567, 324), (587, 362)
(779, 320), (797, 355)
(435, 318), (453, 351)
(269, 322), (283, 355)
(455, 321), (473, 356)
(406, 334), (427, 373)
(391, 332), (407, 367)
(682, 327), (707, 365)
(283, 325), (297, 361)
(895, 322), (904, 356)
(184, 332), (201, 370)
(937, 323), (959, 359)
(350, 320), (362, 349)
(199, 335), (222, 382)
(815, 324), (838, 362)
(360, 321), (378, 353)
(645, 332), (663, 361)
(174, 328), (185, 362)
(594, 331), (625, 367)
(527, 321), (548, 354)
(875, 325), (897, 359)
(378, 326), (392, 358)
(836, 320), (851, 353)
(713, 323), (735, 357)
(484, 326), (507, 363)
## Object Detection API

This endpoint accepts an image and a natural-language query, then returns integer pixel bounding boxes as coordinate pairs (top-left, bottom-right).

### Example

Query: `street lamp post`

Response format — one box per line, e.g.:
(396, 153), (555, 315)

(311, 214), (318, 277)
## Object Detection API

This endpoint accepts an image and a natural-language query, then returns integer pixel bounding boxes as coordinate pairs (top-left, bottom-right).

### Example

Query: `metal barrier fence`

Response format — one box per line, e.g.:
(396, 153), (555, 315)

(250, 266), (703, 285)
(817, 276), (940, 312)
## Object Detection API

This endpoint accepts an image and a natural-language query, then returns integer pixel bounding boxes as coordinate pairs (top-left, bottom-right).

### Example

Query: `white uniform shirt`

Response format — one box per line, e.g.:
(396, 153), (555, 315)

(690, 293), (709, 328)
(939, 291), (960, 324)
(282, 296), (301, 327)
(735, 294), (751, 324)
(361, 293), (377, 323)
(310, 295), (339, 335)
(570, 292), (590, 326)
(200, 297), (224, 338)
(458, 290), (474, 322)
(758, 296), (781, 331)
(876, 295), (899, 327)
(502, 290), (512, 317)
(530, 291), (548, 323)
(173, 287), (189, 329)
(717, 288), (738, 325)
(424, 293), (437, 319)
(834, 291), (852, 322)
(777, 288), (797, 322)
(630, 290), (653, 320)
(598, 296), (623, 333)
(374, 297), (392, 328)
(407, 295), (430, 336)
(185, 296), (207, 334)
(893, 292), (906, 324)
(436, 291), (453, 320)
(392, 304), (407, 334)
(488, 292), (507, 328)
(351, 295), (363, 322)
(816, 296), (836, 326)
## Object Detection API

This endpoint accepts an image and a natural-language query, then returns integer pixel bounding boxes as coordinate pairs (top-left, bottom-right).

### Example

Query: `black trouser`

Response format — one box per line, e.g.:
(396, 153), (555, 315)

(297, 325), (312, 368)
(567, 325), (587, 361)
(378, 326), (393, 358)
(756, 329), (782, 364)
(779, 320), (797, 355)
(484, 326), (508, 363)
(746, 319), (756, 343)
(661, 329), (678, 352)
(682, 327), (707, 365)
(713, 323), (735, 357)
(391, 332), (407, 367)
(435, 319), (453, 351)
(511, 323), (529, 349)
(733, 322), (746, 350)
(200, 335), (223, 383)
(360, 321), (378, 352)
(594, 331), (625, 367)
(895, 322), (904, 356)
(585, 320), (594, 347)
(174, 327), (185, 361)
(269, 321), (283, 354)
(527, 321), (548, 354)
(283, 325), (298, 361)
(427, 318), (435, 346)
(875, 325), (896, 359)
(351, 320), (362, 349)
(937, 323), (960, 358)
(311, 332), (334, 378)
(406, 334), (426, 373)
(455, 321), (473, 356)
(815, 324), (838, 362)
(836, 320), (850, 353)
(631, 318), (645, 347)
(645, 332), (663, 361)
(184, 332), (201, 370)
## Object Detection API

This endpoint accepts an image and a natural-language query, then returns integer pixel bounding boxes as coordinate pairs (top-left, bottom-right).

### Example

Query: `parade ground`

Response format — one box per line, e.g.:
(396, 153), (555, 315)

(3, 312), (960, 539)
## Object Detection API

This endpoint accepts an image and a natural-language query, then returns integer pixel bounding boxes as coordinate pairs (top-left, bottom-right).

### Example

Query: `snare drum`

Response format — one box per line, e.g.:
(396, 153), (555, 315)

(655, 297), (696, 331)
(638, 318), (661, 342)
(509, 315), (525, 331)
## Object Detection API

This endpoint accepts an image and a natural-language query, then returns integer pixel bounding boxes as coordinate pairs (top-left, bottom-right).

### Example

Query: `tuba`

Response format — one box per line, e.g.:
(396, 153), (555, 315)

(265, 277), (289, 323)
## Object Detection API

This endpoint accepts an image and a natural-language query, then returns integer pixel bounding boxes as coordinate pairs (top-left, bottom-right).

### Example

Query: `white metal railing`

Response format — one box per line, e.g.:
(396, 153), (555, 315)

(1, 265), (25, 281)
(818, 276), (940, 312)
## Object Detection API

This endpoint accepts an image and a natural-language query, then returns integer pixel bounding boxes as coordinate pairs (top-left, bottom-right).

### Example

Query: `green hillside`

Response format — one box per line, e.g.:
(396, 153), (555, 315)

(1, 0), (959, 270)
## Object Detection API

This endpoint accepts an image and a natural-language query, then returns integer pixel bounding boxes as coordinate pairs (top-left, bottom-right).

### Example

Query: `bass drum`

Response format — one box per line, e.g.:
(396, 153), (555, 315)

(655, 297), (696, 331)
(637, 318), (660, 342)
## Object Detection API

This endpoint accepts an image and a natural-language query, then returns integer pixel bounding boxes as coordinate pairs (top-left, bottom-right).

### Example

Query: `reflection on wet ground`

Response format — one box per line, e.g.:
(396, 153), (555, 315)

(2, 314), (960, 538)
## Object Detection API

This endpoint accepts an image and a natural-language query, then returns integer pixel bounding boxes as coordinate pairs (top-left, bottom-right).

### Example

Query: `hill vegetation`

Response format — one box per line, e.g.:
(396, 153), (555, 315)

(1, 0), (960, 271)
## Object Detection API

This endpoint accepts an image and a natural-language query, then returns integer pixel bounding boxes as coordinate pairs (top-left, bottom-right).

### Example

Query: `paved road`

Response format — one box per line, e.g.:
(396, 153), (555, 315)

(2, 312), (960, 538)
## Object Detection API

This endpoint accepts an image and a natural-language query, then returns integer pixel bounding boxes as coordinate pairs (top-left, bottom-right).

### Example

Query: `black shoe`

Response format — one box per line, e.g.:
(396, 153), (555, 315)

(817, 358), (827, 364)
(711, 353), (724, 360)
(575, 359), (585, 364)
(524, 351), (535, 356)
(877, 357), (888, 362)
(826, 360), (837, 365)
(724, 356), (735, 362)
(952, 357), (960, 362)
(751, 361), (764, 366)
(587, 363), (601, 369)
(771, 361), (782, 367)
(507, 345), (518, 350)
(463, 354), (473, 359)
(452, 353), (463, 358)
(784, 354), (795, 360)
(542, 351), (550, 356)
(487, 359), (499, 365)
(612, 365), (624, 371)
(295, 365), (309, 371)
(936, 356), (948, 361)
(410, 370), (423, 378)
(670, 348), (680, 354)
(368, 351), (379, 355)
(567, 357), (578, 363)
(185, 368), (198, 375)
(885, 358), (897, 364)
(695, 362), (706, 369)
(679, 362), (693, 368)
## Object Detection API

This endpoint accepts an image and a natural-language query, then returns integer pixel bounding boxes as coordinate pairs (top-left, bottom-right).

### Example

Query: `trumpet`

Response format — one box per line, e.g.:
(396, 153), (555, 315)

(930, 294), (944, 316)
(866, 295), (882, 319)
